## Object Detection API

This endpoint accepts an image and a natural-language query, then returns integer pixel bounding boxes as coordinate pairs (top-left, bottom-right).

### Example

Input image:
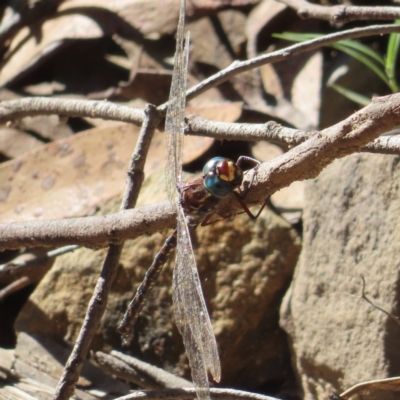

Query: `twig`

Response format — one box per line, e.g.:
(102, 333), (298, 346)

(114, 388), (281, 400)
(94, 350), (193, 390)
(0, 246), (78, 272)
(111, 351), (193, 389)
(211, 93), (400, 217)
(0, 246), (78, 289)
(187, 115), (400, 155)
(0, 201), (175, 251)
(0, 276), (30, 301)
(2, 94), (400, 250)
(2, 99), (400, 156)
(47, 245), (80, 258)
(181, 24), (400, 106)
(279, 0), (400, 24)
(339, 376), (400, 399)
(0, 98), (145, 126)
(360, 275), (400, 327)
(2, 25), (400, 126)
(94, 352), (165, 390)
(52, 105), (162, 400)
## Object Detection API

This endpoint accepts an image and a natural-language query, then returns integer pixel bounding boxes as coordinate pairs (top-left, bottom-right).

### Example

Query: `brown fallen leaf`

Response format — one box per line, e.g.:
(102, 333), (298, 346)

(184, 102), (243, 163)
(291, 52), (323, 128)
(0, 122), (165, 222)
(0, 128), (45, 159)
(0, 13), (106, 87)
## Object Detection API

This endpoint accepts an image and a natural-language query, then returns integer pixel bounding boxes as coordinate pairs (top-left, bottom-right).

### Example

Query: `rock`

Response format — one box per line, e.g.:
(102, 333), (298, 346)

(281, 153), (400, 400)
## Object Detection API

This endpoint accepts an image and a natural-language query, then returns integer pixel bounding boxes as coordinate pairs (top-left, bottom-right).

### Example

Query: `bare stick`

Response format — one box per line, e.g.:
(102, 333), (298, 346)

(2, 95), (400, 251)
(2, 25), (400, 125)
(280, 0), (400, 24)
(360, 275), (400, 327)
(52, 105), (161, 400)
(94, 350), (193, 389)
(0, 276), (30, 300)
(213, 93), (400, 217)
(0, 98), (145, 125)
(182, 24), (400, 107)
(0, 201), (174, 251)
(186, 115), (400, 155)
(113, 388), (281, 400)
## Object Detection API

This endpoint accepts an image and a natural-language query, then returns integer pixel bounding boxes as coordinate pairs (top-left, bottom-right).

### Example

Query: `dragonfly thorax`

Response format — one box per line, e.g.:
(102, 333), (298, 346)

(202, 157), (243, 198)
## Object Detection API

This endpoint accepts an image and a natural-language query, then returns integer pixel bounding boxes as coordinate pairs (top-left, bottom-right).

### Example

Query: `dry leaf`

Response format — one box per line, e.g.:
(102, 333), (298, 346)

(0, 13), (105, 86)
(183, 102), (243, 163)
(0, 128), (45, 159)
(245, 0), (286, 59)
(292, 52), (323, 128)
(60, 0), (182, 39)
(0, 123), (165, 222)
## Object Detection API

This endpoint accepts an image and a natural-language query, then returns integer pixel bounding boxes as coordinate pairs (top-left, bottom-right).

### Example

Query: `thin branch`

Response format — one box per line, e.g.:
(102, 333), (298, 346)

(0, 202), (174, 251)
(181, 24), (400, 106)
(0, 246), (78, 273)
(0, 276), (30, 301)
(94, 352), (166, 390)
(215, 93), (400, 216)
(339, 376), (400, 399)
(94, 350), (193, 390)
(114, 388), (281, 400)
(53, 105), (162, 400)
(2, 25), (400, 126)
(279, 0), (400, 24)
(186, 115), (400, 155)
(2, 98), (400, 156)
(111, 351), (193, 389)
(0, 98), (145, 126)
(360, 275), (400, 327)
(2, 94), (400, 250)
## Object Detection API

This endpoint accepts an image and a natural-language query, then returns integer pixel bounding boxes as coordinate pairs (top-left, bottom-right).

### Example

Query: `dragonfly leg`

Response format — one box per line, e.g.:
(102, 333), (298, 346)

(236, 155), (261, 170)
(232, 191), (268, 220)
(200, 211), (222, 226)
(234, 156), (267, 219)
(117, 229), (178, 345)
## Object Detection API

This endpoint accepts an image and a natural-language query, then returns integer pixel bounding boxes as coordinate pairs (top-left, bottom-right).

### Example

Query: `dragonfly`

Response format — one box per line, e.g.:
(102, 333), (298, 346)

(118, 1), (266, 399)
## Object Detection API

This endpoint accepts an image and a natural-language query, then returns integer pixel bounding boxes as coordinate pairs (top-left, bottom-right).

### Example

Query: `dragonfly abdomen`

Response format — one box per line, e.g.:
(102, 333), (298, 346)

(117, 229), (178, 343)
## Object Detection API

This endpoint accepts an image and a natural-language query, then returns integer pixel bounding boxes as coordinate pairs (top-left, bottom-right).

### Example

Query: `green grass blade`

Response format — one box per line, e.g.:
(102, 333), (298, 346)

(385, 21), (400, 92)
(274, 33), (385, 65)
(332, 44), (390, 87)
(329, 83), (370, 106)
(335, 40), (385, 66)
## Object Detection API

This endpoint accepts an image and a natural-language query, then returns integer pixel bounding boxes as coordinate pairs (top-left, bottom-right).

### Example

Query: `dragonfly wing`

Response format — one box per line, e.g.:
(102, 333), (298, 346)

(173, 207), (221, 400)
(165, 1), (221, 399)
(165, 2), (188, 210)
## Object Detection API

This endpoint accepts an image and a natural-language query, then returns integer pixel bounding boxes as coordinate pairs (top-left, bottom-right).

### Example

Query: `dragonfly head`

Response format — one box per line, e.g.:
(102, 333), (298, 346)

(202, 157), (243, 198)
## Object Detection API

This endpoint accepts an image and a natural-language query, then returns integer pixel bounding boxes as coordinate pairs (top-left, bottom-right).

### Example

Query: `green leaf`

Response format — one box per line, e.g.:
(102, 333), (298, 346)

(332, 43), (390, 88)
(385, 20), (400, 92)
(274, 33), (385, 66)
(274, 32), (390, 89)
(329, 83), (370, 106)
(333, 39), (384, 66)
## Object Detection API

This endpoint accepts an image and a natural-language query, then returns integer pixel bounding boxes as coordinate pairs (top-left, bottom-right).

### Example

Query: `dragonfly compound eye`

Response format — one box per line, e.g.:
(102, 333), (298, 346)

(202, 157), (243, 198)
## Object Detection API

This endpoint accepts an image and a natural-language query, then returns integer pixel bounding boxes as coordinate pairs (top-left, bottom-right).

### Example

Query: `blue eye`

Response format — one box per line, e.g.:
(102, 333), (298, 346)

(203, 174), (232, 198)
(202, 157), (243, 198)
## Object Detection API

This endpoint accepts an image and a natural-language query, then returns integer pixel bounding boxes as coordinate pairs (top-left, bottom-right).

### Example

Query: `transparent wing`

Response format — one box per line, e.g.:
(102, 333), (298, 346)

(165, 0), (188, 210)
(165, 1), (221, 398)
(173, 208), (221, 400)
